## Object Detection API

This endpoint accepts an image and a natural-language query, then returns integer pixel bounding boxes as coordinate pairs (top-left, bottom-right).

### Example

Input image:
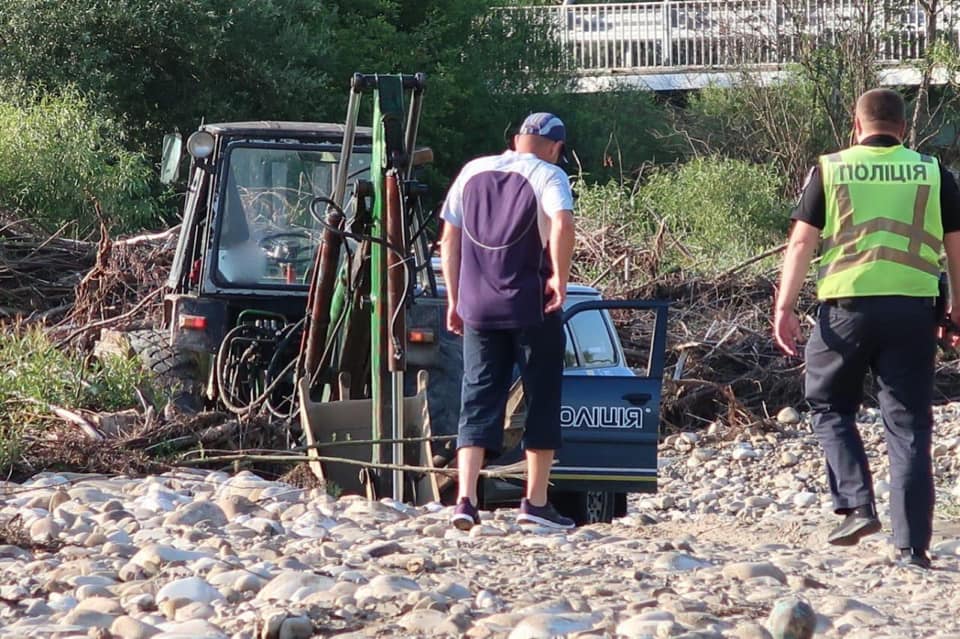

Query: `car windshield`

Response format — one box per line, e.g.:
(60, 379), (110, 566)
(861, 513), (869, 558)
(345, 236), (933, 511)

(215, 144), (371, 288)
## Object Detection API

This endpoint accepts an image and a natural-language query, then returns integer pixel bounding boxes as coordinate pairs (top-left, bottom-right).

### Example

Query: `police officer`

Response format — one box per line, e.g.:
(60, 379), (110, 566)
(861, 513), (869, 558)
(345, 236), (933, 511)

(774, 88), (960, 569)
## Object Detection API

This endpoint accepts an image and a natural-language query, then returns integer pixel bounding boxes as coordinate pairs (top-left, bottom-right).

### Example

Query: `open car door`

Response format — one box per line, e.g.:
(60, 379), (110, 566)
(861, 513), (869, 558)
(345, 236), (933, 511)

(551, 299), (669, 495)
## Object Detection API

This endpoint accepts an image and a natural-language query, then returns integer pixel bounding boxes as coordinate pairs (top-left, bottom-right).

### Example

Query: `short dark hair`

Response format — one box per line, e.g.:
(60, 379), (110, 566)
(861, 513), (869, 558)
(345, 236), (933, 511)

(856, 89), (906, 126)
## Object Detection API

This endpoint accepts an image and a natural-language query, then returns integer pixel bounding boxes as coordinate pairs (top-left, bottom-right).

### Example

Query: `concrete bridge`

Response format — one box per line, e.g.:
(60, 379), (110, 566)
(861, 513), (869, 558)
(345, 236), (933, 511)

(502, 1), (960, 91)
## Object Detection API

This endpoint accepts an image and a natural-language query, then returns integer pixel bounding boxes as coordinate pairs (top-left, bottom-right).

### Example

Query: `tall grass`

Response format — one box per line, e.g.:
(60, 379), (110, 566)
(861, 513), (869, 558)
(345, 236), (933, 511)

(0, 327), (150, 474)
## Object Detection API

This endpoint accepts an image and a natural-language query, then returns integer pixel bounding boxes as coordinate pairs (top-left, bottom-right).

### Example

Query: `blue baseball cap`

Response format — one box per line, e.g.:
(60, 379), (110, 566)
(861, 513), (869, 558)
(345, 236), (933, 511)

(518, 112), (568, 164)
(518, 112), (566, 143)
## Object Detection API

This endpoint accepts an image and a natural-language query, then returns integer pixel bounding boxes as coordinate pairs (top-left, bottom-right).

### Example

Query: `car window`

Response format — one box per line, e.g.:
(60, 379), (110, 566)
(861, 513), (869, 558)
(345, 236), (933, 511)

(567, 309), (618, 368)
(563, 325), (577, 368)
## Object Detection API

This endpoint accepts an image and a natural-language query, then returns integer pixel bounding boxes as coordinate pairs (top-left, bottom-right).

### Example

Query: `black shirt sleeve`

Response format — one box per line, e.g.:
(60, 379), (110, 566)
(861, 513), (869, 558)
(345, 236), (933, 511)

(940, 165), (960, 233)
(790, 165), (825, 229)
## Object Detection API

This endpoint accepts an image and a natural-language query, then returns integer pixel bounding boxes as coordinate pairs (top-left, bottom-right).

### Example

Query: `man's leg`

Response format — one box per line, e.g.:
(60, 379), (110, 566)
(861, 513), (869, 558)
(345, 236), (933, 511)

(805, 301), (879, 544)
(457, 446), (485, 506)
(872, 297), (936, 557)
(514, 313), (573, 528)
(451, 325), (512, 529)
(525, 448), (554, 507)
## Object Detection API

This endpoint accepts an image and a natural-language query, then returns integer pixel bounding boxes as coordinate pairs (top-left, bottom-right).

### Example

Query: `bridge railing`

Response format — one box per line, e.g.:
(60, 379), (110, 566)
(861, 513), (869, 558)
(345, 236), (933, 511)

(500, 1), (960, 73)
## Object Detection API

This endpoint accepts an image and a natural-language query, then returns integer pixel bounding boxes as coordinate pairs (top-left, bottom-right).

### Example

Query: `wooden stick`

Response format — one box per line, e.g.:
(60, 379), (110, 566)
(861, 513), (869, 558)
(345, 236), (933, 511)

(56, 287), (163, 346)
(44, 403), (104, 440)
(176, 452), (530, 480)
(717, 242), (787, 279)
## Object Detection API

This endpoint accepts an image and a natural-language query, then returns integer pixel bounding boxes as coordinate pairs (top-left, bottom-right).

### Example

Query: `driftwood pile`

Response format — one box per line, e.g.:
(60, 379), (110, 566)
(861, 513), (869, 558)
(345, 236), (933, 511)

(0, 217), (94, 322)
(0, 214), (175, 335)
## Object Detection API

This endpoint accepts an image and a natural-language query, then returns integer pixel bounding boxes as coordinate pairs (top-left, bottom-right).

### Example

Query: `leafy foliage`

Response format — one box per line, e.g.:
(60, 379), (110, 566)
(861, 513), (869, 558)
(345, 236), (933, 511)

(639, 157), (789, 266)
(0, 0), (333, 152)
(0, 84), (158, 233)
(574, 158), (791, 280)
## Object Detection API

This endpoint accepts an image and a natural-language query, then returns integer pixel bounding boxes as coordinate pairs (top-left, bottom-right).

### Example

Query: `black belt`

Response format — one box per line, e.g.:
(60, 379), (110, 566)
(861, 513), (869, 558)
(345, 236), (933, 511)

(823, 296), (936, 310)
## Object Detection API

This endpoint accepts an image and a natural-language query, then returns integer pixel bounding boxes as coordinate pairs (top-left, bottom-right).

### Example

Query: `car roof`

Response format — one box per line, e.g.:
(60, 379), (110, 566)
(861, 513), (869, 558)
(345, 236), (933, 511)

(567, 284), (601, 298)
(201, 121), (373, 140)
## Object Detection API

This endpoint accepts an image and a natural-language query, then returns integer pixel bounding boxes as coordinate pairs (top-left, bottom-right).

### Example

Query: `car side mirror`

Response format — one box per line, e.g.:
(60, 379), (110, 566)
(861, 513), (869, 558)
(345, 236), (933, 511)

(160, 133), (183, 184)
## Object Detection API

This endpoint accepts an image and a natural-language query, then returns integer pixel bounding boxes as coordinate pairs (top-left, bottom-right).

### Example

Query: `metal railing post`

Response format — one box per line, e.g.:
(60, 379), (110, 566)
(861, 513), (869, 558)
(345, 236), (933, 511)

(662, 1), (672, 66)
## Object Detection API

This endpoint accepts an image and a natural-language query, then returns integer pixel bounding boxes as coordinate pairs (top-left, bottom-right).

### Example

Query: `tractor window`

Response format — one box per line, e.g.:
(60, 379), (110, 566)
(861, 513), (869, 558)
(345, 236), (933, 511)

(215, 145), (370, 288)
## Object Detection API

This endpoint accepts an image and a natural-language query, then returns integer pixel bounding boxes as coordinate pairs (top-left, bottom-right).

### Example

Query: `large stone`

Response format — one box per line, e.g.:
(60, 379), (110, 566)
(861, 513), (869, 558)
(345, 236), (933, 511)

(278, 616), (313, 639)
(354, 574), (421, 601)
(507, 613), (600, 639)
(653, 552), (713, 572)
(75, 596), (124, 615)
(111, 615), (161, 639)
(398, 609), (446, 635)
(615, 616), (673, 638)
(766, 597), (816, 639)
(61, 608), (118, 629)
(256, 571), (335, 603)
(130, 544), (211, 570)
(776, 407), (801, 425)
(722, 562), (788, 585)
(164, 501), (228, 528)
(153, 619), (228, 639)
(157, 577), (224, 605)
(29, 516), (61, 542)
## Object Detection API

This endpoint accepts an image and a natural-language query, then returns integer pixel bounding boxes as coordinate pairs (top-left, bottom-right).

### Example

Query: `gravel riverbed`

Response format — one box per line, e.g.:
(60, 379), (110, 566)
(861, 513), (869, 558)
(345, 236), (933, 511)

(2, 404), (960, 639)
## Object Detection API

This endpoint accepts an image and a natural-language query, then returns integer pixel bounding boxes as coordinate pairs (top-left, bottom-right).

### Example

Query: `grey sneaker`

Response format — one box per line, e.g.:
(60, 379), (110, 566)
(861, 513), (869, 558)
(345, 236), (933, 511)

(451, 497), (480, 531)
(517, 498), (575, 530)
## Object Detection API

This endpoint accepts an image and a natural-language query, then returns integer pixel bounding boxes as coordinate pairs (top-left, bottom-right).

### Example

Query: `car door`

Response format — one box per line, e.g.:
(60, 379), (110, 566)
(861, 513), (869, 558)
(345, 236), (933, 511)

(551, 299), (669, 494)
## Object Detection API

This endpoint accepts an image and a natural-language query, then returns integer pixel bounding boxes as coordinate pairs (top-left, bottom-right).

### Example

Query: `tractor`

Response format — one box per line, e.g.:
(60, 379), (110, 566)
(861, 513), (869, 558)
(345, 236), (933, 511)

(143, 73), (668, 524)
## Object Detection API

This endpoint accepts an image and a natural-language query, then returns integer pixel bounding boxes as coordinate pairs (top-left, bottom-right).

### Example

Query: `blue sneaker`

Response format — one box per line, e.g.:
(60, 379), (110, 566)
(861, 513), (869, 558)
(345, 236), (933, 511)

(451, 497), (480, 530)
(517, 498), (575, 530)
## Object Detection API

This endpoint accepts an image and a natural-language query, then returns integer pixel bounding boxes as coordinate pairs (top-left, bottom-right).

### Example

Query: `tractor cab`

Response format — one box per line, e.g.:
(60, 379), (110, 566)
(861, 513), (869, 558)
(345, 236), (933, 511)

(160, 122), (375, 354)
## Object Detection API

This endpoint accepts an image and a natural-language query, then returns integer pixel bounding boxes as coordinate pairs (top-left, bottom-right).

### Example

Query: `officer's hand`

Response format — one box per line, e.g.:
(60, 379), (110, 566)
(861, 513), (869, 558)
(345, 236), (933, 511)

(447, 305), (463, 336)
(938, 308), (960, 349)
(544, 276), (566, 314)
(773, 308), (803, 357)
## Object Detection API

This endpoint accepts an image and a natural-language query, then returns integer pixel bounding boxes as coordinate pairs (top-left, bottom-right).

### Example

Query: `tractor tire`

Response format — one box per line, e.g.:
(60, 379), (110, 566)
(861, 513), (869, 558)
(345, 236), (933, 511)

(553, 490), (618, 525)
(126, 328), (203, 414)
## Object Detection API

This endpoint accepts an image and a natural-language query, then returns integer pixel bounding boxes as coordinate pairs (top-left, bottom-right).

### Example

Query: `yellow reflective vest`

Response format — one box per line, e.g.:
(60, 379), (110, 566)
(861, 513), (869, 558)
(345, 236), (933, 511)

(817, 144), (942, 299)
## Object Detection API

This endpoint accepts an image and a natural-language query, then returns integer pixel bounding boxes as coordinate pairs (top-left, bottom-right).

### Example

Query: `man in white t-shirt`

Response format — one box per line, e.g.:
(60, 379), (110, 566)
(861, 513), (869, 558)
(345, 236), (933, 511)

(439, 112), (577, 530)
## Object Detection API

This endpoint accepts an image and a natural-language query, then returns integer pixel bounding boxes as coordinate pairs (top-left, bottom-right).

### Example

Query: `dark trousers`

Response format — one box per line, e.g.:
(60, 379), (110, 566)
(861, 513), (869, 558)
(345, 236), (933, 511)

(457, 313), (565, 455)
(805, 296), (936, 550)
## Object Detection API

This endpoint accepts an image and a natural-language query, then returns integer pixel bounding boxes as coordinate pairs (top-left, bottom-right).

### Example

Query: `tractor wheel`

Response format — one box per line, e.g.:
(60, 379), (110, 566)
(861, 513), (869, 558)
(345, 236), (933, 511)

(126, 328), (203, 414)
(553, 490), (618, 525)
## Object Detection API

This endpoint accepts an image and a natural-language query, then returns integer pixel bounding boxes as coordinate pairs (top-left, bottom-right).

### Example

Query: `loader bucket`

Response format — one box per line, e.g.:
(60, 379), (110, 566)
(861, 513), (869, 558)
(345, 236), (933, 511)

(298, 369), (439, 502)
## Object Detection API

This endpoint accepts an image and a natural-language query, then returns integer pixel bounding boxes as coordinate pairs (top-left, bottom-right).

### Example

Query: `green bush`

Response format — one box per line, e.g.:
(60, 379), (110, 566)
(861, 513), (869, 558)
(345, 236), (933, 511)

(638, 157), (790, 269)
(0, 327), (151, 473)
(574, 158), (791, 280)
(0, 86), (158, 234)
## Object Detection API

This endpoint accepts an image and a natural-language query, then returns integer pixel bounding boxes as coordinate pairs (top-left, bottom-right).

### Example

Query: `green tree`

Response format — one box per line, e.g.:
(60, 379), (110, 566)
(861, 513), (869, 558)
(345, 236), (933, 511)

(0, 0), (333, 151)
(0, 84), (157, 233)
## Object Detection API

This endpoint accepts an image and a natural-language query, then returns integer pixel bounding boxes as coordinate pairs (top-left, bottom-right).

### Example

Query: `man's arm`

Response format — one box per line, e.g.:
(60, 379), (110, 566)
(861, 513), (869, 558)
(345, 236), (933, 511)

(440, 222), (463, 334)
(773, 220), (820, 356)
(945, 232), (960, 312)
(544, 209), (575, 314)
